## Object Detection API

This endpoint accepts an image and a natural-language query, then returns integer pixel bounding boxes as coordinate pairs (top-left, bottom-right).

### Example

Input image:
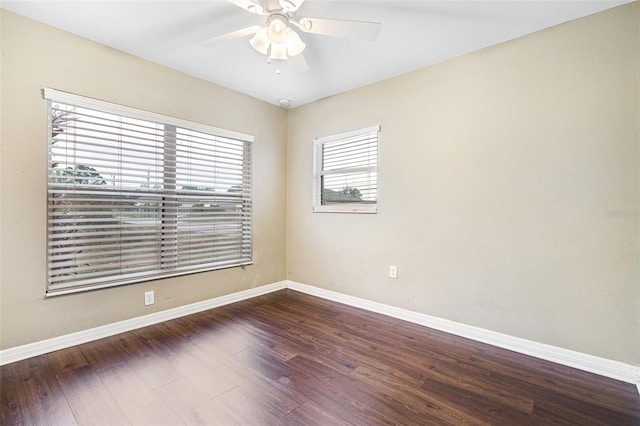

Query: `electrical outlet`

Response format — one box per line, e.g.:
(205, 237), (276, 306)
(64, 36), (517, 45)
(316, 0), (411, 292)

(144, 290), (155, 306)
(389, 265), (398, 279)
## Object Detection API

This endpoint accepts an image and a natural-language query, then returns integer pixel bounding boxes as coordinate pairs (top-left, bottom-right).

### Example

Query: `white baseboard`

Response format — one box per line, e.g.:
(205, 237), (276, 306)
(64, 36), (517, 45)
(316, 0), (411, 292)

(285, 280), (640, 386)
(2, 279), (638, 389)
(0, 281), (287, 366)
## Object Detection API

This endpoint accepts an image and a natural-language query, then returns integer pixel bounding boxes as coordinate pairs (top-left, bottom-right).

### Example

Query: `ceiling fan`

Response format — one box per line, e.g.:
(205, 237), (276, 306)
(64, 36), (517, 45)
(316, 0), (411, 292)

(200, 0), (381, 64)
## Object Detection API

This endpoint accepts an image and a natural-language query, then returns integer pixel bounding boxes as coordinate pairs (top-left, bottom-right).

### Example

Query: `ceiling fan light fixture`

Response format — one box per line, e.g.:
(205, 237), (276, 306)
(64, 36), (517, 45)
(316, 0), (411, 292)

(249, 27), (270, 55)
(267, 15), (288, 44)
(285, 29), (305, 57)
(270, 42), (288, 60)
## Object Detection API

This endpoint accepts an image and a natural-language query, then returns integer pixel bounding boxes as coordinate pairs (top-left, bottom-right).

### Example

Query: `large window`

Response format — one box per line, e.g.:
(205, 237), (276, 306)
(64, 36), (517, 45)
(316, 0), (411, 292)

(44, 89), (253, 296)
(313, 125), (379, 213)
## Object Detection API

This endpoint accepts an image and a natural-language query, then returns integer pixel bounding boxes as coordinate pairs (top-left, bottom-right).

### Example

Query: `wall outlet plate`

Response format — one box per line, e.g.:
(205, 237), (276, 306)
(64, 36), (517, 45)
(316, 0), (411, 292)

(144, 290), (155, 306)
(389, 265), (398, 279)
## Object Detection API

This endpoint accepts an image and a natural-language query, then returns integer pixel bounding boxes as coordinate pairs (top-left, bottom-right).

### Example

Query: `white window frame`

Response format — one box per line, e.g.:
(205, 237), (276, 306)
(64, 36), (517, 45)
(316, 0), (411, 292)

(313, 125), (379, 214)
(44, 88), (254, 296)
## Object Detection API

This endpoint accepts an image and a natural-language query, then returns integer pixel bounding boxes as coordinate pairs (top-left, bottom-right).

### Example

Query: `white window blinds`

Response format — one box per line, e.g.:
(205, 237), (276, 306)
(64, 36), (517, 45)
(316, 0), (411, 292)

(44, 89), (253, 296)
(313, 125), (379, 213)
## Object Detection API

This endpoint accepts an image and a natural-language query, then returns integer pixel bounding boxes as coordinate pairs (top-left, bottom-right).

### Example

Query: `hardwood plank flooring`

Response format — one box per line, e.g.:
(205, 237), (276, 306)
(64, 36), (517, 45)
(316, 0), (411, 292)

(1, 289), (638, 425)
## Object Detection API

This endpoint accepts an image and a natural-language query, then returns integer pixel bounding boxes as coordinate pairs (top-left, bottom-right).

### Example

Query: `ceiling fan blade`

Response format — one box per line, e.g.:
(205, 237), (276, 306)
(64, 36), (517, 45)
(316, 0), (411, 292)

(294, 17), (381, 41)
(198, 26), (260, 47)
(279, 0), (305, 13)
(225, 0), (264, 14)
(288, 52), (309, 74)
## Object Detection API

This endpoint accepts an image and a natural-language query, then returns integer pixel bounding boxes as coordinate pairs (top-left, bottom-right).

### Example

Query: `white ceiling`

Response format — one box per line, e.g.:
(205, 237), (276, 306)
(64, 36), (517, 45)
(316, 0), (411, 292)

(2, 0), (631, 108)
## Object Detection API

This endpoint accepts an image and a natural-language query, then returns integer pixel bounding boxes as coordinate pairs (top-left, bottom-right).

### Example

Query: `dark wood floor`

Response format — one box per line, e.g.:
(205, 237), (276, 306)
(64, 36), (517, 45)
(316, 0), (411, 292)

(1, 289), (639, 425)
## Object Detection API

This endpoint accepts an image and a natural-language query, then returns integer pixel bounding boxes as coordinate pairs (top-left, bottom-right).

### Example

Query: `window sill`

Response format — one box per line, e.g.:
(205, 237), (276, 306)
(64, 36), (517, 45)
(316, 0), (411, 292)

(312, 204), (377, 214)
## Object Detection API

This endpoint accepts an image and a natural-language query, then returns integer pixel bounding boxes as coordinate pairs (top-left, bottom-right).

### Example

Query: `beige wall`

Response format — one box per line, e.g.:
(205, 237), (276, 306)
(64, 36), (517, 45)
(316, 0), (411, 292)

(287, 3), (639, 365)
(0, 10), (287, 349)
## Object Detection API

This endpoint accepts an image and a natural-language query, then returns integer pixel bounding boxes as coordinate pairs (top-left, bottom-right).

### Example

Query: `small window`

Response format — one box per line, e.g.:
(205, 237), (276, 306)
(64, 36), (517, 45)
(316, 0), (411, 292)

(313, 125), (379, 213)
(44, 89), (254, 296)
